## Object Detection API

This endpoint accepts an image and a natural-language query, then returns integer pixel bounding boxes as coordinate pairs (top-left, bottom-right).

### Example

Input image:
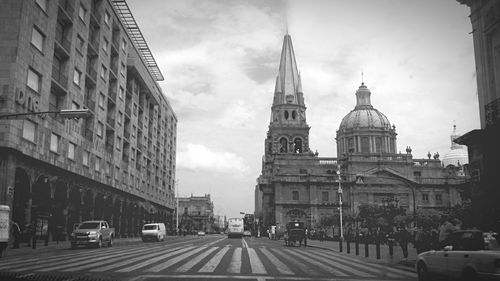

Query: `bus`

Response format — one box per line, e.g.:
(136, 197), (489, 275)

(227, 218), (244, 238)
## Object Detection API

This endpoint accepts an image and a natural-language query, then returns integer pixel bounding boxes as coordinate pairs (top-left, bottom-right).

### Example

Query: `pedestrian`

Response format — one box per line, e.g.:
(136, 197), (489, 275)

(397, 227), (410, 260)
(304, 228), (308, 247)
(11, 221), (20, 249)
(30, 219), (37, 249)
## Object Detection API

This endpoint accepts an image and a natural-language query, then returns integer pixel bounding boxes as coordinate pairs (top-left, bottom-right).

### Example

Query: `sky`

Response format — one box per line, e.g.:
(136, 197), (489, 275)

(126, 0), (479, 219)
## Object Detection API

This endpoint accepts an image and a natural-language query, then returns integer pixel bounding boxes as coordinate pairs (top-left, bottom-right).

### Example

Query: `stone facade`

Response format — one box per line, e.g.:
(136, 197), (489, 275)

(0, 0), (177, 240)
(176, 194), (214, 234)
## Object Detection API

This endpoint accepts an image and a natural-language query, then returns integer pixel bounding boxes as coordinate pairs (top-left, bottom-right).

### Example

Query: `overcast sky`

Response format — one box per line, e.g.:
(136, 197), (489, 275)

(126, 0), (479, 219)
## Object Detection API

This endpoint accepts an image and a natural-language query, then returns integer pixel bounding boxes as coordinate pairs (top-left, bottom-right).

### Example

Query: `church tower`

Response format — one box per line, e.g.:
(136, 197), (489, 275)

(265, 34), (310, 156)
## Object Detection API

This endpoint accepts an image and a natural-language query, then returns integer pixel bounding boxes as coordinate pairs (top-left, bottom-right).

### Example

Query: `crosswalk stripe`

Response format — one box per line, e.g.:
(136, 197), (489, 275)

(259, 247), (294, 275)
(145, 246), (209, 272)
(10, 246), (143, 272)
(270, 248), (320, 276)
(284, 248), (350, 277)
(90, 246), (185, 272)
(174, 247), (218, 272)
(296, 249), (372, 277)
(247, 248), (266, 274)
(198, 246), (230, 273)
(227, 247), (242, 274)
(313, 248), (416, 278)
(116, 246), (195, 272)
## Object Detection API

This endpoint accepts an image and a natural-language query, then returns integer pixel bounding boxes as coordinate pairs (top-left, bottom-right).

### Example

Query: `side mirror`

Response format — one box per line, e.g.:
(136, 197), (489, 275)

(443, 245), (453, 251)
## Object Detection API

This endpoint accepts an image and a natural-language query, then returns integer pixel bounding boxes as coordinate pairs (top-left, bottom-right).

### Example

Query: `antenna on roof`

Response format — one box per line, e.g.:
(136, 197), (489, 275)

(361, 72), (364, 84)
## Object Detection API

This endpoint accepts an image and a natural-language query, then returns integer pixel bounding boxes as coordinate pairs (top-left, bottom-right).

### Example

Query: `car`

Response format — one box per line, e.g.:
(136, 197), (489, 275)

(416, 229), (500, 281)
(197, 231), (205, 236)
(141, 223), (166, 242)
(243, 230), (251, 237)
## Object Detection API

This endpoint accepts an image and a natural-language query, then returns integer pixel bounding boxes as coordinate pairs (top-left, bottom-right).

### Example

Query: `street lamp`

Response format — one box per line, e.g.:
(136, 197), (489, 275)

(337, 165), (344, 241)
(0, 109), (92, 120)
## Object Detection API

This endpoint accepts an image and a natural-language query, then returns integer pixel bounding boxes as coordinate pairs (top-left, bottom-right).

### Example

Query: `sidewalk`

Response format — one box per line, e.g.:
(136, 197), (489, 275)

(305, 239), (417, 272)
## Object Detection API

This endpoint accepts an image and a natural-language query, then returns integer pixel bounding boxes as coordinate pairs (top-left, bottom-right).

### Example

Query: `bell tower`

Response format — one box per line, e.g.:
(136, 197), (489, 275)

(265, 34), (310, 156)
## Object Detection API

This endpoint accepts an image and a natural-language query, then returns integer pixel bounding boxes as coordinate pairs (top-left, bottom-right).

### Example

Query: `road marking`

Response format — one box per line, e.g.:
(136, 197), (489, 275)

(291, 248), (370, 277)
(259, 247), (294, 275)
(198, 246), (230, 272)
(174, 246), (218, 272)
(128, 274), (408, 281)
(116, 246), (195, 272)
(227, 247), (242, 273)
(247, 248), (267, 274)
(145, 246), (208, 272)
(270, 248), (320, 276)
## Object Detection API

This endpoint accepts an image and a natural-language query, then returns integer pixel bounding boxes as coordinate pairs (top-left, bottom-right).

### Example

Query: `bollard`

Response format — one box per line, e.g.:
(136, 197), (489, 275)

(346, 238), (350, 254)
(339, 238), (343, 252)
(364, 238), (369, 257)
(355, 236), (359, 256)
(376, 239), (381, 259)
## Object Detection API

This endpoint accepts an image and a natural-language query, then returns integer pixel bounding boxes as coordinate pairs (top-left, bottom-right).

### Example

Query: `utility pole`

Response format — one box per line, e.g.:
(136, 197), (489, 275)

(337, 165), (344, 241)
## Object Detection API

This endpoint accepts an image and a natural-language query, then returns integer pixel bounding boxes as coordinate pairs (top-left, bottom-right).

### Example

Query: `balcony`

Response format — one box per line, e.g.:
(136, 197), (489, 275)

(54, 36), (71, 59)
(124, 130), (130, 140)
(57, 0), (74, 22)
(106, 116), (115, 129)
(86, 64), (97, 85)
(108, 88), (117, 102)
(90, 12), (101, 26)
(125, 105), (131, 117)
(51, 71), (68, 96)
(485, 97), (500, 127)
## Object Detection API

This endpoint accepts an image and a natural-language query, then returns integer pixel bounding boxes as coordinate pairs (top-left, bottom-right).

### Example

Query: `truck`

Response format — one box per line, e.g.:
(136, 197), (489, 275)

(227, 218), (244, 238)
(70, 220), (114, 249)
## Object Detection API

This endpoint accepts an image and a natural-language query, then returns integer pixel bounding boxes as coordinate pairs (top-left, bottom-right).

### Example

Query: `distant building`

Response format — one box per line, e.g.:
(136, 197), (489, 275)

(442, 124), (469, 168)
(456, 0), (500, 232)
(0, 0), (177, 240)
(176, 194), (214, 234)
(256, 34), (468, 231)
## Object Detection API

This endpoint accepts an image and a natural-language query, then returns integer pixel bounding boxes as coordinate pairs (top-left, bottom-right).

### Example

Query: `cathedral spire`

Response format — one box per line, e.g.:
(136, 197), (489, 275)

(273, 34), (302, 106)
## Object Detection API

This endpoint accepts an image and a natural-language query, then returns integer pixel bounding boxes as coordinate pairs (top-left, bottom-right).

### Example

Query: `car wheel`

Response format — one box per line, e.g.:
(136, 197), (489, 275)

(108, 237), (113, 247)
(416, 262), (430, 281)
(462, 267), (476, 281)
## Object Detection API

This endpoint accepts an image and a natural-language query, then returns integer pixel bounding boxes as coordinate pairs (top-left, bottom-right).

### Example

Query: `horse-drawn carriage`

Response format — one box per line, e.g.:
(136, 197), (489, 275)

(284, 221), (306, 247)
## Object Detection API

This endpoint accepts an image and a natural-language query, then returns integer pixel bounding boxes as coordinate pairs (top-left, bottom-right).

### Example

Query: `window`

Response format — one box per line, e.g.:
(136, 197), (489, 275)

(120, 62), (126, 76)
(97, 121), (103, 137)
(50, 133), (60, 153)
(121, 38), (127, 52)
(133, 103), (137, 115)
(119, 87), (124, 99)
(104, 10), (111, 26)
(83, 150), (89, 166)
(79, 4), (87, 23)
(322, 191), (329, 202)
(132, 125), (136, 137)
(98, 92), (105, 108)
(435, 194), (442, 202)
(76, 35), (84, 54)
(31, 26), (45, 52)
(95, 156), (101, 171)
(116, 136), (121, 150)
(292, 190), (299, 200)
(422, 194), (429, 201)
(22, 120), (36, 142)
(27, 68), (41, 93)
(100, 64), (107, 79)
(115, 166), (120, 180)
(73, 68), (81, 86)
(102, 38), (108, 53)
(35, 0), (47, 12)
(117, 111), (123, 125)
(68, 142), (76, 160)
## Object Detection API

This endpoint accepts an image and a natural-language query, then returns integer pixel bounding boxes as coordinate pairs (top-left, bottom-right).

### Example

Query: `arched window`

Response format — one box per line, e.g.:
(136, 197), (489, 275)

(292, 110), (296, 119)
(284, 111), (289, 120)
(294, 138), (303, 153)
(279, 137), (288, 153)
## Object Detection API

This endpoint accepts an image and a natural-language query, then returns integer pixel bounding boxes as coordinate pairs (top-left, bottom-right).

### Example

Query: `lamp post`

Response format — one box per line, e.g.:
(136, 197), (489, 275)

(337, 165), (344, 241)
(0, 109), (92, 120)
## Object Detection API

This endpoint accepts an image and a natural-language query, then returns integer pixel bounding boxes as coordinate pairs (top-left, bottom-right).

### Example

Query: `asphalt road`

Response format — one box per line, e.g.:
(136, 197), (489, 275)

(0, 234), (416, 281)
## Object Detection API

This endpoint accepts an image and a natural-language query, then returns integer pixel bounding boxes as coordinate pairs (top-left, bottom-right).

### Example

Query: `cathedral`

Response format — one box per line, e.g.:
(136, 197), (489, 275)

(255, 34), (469, 230)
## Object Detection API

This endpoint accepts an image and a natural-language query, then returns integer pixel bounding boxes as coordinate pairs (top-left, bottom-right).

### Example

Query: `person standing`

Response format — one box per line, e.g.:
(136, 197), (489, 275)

(11, 221), (20, 249)
(397, 227), (410, 260)
(304, 228), (308, 247)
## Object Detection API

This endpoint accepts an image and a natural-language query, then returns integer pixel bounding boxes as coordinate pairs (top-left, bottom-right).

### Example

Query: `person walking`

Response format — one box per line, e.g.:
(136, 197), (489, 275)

(397, 227), (410, 260)
(304, 228), (308, 247)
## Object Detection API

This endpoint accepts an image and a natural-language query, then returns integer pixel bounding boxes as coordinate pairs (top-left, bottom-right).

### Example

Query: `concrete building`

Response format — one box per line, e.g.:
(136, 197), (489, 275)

(0, 0), (177, 241)
(175, 194), (214, 234)
(456, 0), (500, 232)
(256, 34), (468, 231)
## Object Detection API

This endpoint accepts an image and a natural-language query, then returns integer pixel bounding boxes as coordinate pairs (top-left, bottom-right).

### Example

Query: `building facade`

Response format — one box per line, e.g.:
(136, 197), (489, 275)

(256, 34), (468, 231)
(0, 0), (177, 241)
(456, 0), (500, 232)
(176, 194), (214, 234)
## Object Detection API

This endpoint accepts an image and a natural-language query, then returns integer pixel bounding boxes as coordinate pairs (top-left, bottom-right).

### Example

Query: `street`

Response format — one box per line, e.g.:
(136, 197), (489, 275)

(0, 235), (416, 281)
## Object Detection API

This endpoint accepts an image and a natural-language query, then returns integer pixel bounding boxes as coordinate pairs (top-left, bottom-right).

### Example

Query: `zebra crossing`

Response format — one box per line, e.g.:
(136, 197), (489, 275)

(0, 239), (416, 280)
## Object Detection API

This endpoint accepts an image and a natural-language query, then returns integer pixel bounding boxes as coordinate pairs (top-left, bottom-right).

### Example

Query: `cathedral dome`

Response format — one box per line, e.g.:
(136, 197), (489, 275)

(338, 83), (392, 131)
(442, 125), (469, 167)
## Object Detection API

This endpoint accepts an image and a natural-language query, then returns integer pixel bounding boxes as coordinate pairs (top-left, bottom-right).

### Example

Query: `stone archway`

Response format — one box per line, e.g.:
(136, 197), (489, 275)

(12, 168), (31, 231)
(285, 209), (308, 223)
(67, 187), (81, 236)
(31, 175), (51, 217)
(53, 181), (68, 240)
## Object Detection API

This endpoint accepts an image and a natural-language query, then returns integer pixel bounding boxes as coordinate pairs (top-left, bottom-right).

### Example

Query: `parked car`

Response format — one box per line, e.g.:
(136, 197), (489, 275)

(141, 223), (166, 242)
(197, 231), (206, 236)
(243, 230), (251, 237)
(416, 229), (500, 281)
(70, 220), (114, 249)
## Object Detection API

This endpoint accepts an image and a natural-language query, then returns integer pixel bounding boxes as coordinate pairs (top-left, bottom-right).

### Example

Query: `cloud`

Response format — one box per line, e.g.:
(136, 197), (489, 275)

(177, 143), (249, 174)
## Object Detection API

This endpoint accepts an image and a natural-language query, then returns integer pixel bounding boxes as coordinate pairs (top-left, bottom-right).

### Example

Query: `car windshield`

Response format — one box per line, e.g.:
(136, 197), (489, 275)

(78, 222), (100, 229)
(143, 225), (158, 230)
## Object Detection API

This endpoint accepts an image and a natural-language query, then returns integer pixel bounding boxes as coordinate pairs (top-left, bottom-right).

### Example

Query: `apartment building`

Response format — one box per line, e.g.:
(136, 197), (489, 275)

(0, 0), (177, 240)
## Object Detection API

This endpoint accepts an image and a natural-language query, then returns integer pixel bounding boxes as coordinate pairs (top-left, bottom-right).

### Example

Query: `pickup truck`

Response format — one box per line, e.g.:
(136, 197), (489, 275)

(70, 220), (114, 249)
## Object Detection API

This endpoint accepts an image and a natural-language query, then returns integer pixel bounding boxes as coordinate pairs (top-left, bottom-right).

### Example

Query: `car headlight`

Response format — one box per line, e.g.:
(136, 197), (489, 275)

(88, 231), (97, 238)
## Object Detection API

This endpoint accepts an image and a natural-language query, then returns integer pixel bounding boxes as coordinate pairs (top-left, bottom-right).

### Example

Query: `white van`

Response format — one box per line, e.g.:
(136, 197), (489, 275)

(141, 223), (166, 242)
